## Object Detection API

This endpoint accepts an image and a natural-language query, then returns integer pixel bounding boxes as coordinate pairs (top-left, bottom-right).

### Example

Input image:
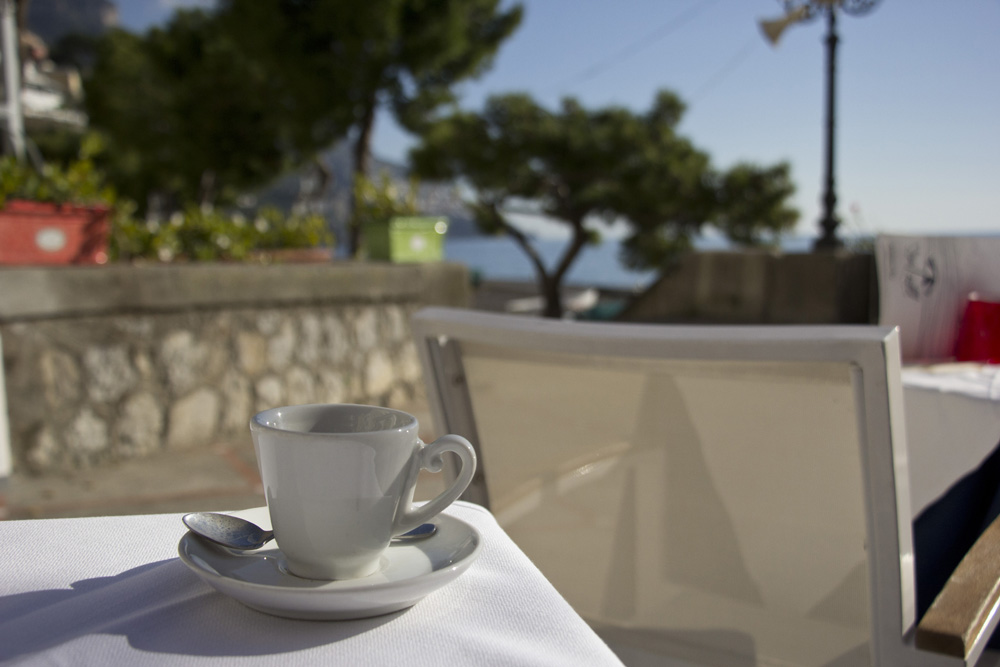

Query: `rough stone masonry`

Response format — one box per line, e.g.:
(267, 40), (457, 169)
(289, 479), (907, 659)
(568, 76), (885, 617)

(0, 262), (470, 474)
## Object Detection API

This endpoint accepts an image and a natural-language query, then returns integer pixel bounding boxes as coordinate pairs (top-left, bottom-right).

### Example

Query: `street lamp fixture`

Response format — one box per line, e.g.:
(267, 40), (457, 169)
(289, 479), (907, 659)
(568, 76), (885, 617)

(760, 0), (883, 251)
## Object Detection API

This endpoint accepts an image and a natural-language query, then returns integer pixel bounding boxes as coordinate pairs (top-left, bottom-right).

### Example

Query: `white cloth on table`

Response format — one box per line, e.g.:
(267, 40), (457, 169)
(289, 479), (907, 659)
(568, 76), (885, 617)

(902, 362), (1000, 401)
(902, 364), (1000, 516)
(0, 501), (624, 666)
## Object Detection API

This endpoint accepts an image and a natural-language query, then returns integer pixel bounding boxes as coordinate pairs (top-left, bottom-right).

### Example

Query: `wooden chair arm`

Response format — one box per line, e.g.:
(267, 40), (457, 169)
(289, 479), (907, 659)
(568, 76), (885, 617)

(916, 511), (1000, 659)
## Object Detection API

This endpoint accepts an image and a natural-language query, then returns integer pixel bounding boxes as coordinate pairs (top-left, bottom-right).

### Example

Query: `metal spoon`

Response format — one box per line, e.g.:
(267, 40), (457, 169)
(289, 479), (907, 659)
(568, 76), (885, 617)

(182, 512), (437, 551)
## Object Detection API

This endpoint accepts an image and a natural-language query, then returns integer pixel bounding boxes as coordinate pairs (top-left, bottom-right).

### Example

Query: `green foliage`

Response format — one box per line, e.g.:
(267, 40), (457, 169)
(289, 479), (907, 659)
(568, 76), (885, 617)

(618, 226), (696, 272)
(85, 14), (298, 212)
(0, 152), (147, 263)
(83, 0), (522, 249)
(0, 152), (147, 264)
(410, 89), (800, 316)
(214, 0), (523, 256)
(0, 154), (114, 207)
(711, 162), (798, 248)
(409, 91), (707, 315)
(0, 150), (328, 263)
(619, 160), (799, 267)
(353, 171), (420, 229)
(110, 206), (333, 263)
(411, 90), (718, 235)
(24, 127), (86, 167)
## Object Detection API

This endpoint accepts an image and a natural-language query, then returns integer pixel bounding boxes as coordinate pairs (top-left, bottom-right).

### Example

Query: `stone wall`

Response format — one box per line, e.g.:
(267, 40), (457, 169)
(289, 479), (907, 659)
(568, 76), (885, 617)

(0, 262), (470, 475)
(619, 250), (877, 324)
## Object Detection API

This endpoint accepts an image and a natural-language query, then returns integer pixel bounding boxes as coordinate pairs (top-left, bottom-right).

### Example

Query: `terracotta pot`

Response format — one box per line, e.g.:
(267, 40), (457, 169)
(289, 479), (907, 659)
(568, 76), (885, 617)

(0, 199), (111, 265)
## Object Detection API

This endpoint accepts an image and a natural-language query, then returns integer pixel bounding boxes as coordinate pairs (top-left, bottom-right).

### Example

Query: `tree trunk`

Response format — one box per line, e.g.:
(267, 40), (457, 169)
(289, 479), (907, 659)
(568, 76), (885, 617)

(349, 91), (378, 258)
(497, 207), (564, 318)
(198, 170), (216, 208)
(539, 221), (589, 319)
(541, 275), (563, 319)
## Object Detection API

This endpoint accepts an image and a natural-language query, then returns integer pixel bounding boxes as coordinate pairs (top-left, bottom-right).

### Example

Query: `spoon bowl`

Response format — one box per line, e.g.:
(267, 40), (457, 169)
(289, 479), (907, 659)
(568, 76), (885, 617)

(183, 512), (274, 550)
(182, 512), (436, 551)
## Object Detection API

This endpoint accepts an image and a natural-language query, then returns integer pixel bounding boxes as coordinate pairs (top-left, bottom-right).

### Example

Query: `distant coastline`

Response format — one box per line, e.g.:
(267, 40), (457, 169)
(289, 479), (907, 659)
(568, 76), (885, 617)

(444, 233), (820, 290)
(445, 229), (1000, 290)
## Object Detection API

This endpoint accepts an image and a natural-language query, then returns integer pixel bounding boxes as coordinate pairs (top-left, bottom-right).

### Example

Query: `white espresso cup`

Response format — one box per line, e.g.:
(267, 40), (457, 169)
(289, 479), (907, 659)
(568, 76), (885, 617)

(250, 403), (476, 580)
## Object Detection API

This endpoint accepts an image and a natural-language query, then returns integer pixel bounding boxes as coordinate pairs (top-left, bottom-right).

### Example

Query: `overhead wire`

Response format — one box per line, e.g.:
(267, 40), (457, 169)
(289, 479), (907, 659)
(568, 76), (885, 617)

(554, 0), (763, 108)
(689, 35), (762, 104)
(558, 0), (723, 90)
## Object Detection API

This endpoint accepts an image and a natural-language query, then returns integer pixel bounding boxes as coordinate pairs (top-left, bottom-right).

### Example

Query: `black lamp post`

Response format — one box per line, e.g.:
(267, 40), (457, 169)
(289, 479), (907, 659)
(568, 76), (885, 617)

(762, 0), (883, 251)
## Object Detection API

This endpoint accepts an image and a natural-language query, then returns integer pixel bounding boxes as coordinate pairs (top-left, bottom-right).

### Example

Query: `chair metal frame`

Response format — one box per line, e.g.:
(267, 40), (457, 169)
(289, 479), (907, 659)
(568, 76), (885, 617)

(0, 331), (10, 517)
(413, 307), (1000, 666)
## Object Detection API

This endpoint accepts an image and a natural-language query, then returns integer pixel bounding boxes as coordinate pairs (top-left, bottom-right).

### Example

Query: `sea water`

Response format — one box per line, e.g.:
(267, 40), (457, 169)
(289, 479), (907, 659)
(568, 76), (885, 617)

(445, 236), (654, 290)
(445, 235), (815, 290)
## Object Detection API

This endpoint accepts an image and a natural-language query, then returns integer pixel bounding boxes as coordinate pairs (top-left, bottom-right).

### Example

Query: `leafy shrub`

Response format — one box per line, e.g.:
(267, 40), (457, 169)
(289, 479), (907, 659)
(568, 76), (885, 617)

(0, 154), (141, 262)
(354, 171), (420, 228)
(111, 205), (333, 262)
(0, 154), (114, 206)
(2, 155), (333, 262)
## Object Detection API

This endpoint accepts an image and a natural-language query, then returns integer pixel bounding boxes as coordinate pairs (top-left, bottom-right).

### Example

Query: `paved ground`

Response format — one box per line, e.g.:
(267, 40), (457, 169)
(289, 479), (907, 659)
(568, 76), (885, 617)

(1, 399), (442, 521)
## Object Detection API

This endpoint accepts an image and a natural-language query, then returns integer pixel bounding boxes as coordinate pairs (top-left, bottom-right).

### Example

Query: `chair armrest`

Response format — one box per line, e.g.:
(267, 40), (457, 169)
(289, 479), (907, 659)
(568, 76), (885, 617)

(916, 511), (1000, 659)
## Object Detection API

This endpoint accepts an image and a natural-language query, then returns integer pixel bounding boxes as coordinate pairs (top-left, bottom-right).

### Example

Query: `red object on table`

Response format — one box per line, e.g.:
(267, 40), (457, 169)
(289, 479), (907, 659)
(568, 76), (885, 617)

(0, 199), (110, 265)
(954, 294), (1000, 364)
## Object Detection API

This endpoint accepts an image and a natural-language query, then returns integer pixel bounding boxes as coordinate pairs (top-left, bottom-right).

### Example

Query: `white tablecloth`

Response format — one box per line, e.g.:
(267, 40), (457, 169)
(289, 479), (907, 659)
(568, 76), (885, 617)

(0, 501), (624, 666)
(903, 364), (1000, 515)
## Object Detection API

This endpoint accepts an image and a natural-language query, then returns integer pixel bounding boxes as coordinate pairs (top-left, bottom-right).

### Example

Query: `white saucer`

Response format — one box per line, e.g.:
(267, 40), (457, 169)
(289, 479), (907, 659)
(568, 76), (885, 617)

(178, 506), (482, 620)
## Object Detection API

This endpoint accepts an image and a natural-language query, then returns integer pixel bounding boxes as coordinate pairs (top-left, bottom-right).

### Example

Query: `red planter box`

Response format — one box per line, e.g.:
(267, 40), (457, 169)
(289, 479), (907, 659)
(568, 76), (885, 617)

(0, 199), (111, 265)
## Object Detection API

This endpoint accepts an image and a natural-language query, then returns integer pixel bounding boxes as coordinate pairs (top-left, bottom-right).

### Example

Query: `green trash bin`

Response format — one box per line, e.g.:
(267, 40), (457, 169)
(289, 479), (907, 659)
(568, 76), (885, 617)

(364, 216), (448, 263)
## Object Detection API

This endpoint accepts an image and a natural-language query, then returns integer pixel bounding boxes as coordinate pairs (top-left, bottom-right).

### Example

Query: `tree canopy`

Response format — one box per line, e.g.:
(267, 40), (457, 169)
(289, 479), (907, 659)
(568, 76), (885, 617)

(83, 0), (522, 234)
(85, 10), (298, 212)
(411, 90), (799, 317)
(213, 0), (523, 255)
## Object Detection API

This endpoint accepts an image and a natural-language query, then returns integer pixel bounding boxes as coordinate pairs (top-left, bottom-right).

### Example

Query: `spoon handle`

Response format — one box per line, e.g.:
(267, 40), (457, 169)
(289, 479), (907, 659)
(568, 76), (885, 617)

(395, 523), (437, 541)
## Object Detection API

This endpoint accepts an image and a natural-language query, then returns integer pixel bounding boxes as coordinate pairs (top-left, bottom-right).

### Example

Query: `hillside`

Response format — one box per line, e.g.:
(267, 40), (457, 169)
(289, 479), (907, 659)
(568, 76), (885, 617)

(254, 141), (479, 238)
(25, 0), (116, 45)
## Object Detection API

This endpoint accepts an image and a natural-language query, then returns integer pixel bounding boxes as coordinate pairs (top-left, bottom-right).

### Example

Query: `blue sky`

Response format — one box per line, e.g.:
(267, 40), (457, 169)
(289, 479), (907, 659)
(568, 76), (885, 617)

(120, 0), (999, 239)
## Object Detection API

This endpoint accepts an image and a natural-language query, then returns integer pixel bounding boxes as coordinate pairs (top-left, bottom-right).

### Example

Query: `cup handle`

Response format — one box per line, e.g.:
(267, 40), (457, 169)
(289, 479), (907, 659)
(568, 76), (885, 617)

(393, 434), (477, 535)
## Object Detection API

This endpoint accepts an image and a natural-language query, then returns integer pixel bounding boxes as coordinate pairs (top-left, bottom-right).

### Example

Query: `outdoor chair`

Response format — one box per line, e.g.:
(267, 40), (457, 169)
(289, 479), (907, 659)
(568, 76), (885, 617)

(412, 307), (1000, 667)
(0, 331), (10, 517)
